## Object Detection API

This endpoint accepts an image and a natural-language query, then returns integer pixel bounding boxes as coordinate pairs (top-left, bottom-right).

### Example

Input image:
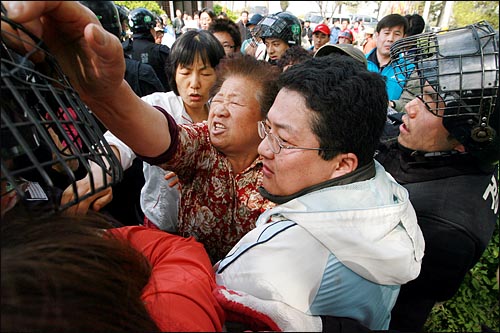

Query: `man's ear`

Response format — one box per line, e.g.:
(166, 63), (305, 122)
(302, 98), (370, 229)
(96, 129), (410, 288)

(331, 153), (358, 178)
(454, 143), (466, 153)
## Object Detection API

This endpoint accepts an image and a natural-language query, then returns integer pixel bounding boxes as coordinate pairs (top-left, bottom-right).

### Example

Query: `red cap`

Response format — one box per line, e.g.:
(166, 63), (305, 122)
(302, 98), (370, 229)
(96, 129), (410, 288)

(313, 23), (331, 36)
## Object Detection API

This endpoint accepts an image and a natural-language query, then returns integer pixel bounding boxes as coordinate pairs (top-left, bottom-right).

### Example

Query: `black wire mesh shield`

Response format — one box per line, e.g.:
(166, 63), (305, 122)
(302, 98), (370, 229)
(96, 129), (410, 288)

(390, 21), (498, 119)
(1, 8), (123, 213)
(389, 21), (499, 163)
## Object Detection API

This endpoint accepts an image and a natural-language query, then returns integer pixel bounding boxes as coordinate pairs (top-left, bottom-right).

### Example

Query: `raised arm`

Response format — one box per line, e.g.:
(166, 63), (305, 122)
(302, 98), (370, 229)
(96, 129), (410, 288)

(2, 1), (170, 158)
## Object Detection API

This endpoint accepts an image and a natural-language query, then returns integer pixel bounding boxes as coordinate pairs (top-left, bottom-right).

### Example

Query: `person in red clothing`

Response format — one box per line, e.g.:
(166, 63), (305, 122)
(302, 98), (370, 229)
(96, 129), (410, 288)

(1, 213), (225, 332)
(1, 8), (225, 331)
(309, 23), (331, 53)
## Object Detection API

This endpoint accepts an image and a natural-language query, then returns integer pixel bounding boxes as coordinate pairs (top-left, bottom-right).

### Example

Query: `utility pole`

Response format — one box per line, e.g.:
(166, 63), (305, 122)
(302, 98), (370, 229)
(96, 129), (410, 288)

(438, 1), (454, 29)
(422, 1), (431, 24)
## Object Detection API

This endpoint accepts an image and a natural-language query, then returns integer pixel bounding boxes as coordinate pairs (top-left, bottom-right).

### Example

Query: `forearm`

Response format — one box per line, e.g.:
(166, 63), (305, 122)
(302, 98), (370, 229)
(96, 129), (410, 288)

(104, 131), (136, 170)
(85, 80), (171, 158)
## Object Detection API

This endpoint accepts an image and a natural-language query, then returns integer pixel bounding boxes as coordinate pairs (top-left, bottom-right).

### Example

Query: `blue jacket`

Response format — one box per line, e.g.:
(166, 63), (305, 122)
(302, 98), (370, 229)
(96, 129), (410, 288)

(366, 48), (413, 101)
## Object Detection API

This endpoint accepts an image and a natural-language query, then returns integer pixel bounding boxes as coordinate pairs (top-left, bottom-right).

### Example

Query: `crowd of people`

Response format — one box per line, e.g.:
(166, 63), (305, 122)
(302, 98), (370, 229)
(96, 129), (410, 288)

(1, 1), (499, 332)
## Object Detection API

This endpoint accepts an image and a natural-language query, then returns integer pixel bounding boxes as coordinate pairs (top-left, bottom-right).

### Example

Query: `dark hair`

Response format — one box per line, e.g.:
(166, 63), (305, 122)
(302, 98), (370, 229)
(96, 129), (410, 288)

(376, 13), (409, 34)
(1, 212), (158, 332)
(166, 30), (225, 95)
(278, 56), (388, 166)
(200, 7), (217, 20)
(276, 45), (312, 71)
(404, 14), (426, 36)
(208, 18), (243, 50)
(211, 55), (281, 118)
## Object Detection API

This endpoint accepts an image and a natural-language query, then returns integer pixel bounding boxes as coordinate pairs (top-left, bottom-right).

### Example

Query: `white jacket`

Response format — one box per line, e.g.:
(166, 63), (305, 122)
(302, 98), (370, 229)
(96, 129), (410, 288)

(105, 91), (191, 231)
(216, 161), (425, 330)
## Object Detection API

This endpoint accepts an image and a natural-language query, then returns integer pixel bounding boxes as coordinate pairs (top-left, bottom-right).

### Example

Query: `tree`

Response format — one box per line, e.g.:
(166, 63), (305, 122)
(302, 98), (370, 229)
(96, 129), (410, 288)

(114, 1), (165, 16)
(452, 1), (499, 29)
(315, 1), (326, 17)
(313, 1), (350, 18)
(437, 1), (454, 29)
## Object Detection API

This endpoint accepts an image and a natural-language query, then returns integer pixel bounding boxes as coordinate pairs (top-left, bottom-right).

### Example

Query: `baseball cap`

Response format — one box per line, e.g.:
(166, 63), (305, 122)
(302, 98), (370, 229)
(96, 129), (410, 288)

(338, 30), (353, 41)
(247, 13), (263, 27)
(313, 44), (367, 67)
(313, 23), (331, 36)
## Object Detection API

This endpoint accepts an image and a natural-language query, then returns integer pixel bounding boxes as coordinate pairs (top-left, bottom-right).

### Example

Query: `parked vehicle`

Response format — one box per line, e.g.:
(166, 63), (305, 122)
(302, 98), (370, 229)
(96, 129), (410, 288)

(329, 14), (352, 25)
(304, 12), (326, 30)
(351, 15), (378, 29)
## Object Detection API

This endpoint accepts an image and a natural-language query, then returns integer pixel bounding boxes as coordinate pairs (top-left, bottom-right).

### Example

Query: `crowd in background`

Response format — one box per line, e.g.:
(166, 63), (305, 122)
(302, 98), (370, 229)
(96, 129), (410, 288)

(1, 1), (498, 332)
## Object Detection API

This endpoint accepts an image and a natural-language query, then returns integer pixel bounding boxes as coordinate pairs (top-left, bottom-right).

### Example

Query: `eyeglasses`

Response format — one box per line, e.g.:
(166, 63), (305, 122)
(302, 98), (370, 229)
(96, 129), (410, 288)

(258, 121), (328, 155)
(223, 44), (236, 50)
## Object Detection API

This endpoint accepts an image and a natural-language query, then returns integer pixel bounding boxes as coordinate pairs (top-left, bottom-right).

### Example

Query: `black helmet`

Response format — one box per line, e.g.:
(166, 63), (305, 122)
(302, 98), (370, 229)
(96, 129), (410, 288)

(390, 21), (499, 164)
(116, 4), (130, 25)
(1, 7), (122, 215)
(255, 11), (302, 46)
(80, 1), (122, 38)
(128, 7), (156, 33)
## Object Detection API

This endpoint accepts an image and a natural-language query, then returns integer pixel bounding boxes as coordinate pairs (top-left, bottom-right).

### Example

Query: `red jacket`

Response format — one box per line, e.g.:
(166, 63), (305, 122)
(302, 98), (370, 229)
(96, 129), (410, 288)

(110, 226), (225, 331)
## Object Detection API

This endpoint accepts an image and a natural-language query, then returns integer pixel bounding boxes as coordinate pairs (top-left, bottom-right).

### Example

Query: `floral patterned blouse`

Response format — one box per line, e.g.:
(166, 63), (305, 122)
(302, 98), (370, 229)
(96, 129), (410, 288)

(143, 114), (274, 264)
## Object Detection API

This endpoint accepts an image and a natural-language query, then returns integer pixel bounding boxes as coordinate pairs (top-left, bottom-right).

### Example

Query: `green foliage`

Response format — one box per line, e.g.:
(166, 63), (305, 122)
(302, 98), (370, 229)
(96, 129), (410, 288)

(114, 1), (165, 16)
(424, 220), (499, 332)
(452, 1), (499, 29)
(213, 4), (238, 22)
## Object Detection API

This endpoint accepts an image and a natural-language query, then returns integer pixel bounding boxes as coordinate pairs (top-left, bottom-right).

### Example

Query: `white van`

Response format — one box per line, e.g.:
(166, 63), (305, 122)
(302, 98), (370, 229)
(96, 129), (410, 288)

(352, 15), (379, 29)
(304, 12), (326, 30)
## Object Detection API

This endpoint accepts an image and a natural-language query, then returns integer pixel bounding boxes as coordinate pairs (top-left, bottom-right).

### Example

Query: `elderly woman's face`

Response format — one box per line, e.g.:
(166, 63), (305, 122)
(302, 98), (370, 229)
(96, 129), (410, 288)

(208, 76), (263, 157)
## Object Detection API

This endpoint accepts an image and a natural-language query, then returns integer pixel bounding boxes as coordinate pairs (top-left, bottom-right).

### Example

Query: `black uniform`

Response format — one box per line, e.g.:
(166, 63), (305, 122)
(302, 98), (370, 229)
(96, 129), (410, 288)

(302, 25), (313, 45)
(123, 33), (171, 91)
(124, 57), (165, 97)
(375, 123), (499, 332)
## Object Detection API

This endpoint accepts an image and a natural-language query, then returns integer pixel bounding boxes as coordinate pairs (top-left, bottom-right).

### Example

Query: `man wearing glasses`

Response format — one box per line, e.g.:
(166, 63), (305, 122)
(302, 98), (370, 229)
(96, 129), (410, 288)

(214, 55), (424, 331)
(208, 18), (242, 58)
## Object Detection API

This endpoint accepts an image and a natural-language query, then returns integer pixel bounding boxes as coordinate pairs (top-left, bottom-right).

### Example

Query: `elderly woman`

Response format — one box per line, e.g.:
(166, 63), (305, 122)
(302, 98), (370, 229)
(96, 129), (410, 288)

(61, 35), (279, 263)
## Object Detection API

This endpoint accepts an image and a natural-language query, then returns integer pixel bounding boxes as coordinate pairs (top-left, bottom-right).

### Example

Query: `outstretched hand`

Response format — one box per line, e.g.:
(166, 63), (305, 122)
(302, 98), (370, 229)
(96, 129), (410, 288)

(2, 1), (125, 104)
(2, 1), (172, 160)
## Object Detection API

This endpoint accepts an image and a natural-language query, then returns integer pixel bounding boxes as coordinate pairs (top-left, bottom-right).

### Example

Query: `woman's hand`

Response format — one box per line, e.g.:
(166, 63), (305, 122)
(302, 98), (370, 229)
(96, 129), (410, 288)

(2, 1), (125, 104)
